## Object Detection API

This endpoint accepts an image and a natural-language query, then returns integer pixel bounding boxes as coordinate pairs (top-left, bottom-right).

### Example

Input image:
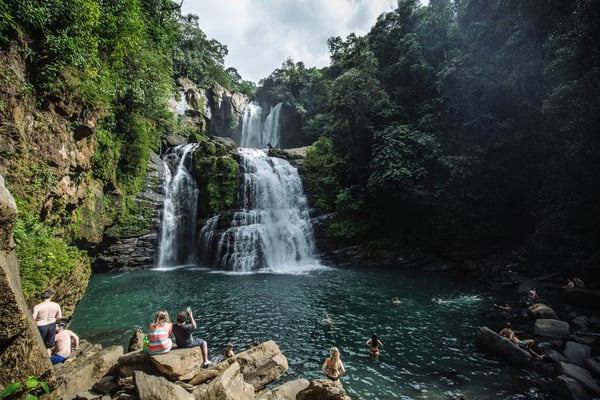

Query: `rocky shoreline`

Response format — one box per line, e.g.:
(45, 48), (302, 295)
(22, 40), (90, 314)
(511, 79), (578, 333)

(53, 339), (350, 400)
(476, 295), (600, 400)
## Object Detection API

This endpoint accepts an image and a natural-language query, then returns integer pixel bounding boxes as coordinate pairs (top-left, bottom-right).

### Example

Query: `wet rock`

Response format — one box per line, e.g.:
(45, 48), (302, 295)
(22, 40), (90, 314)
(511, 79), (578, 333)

(563, 341), (591, 366)
(558, 361), (600, 394)
(584, 356), (600, 377)
(556, 375), (592, 400)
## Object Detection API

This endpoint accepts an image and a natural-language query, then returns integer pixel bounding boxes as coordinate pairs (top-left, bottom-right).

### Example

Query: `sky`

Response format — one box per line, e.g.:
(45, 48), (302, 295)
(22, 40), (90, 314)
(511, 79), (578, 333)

(179, 0), (400, 83)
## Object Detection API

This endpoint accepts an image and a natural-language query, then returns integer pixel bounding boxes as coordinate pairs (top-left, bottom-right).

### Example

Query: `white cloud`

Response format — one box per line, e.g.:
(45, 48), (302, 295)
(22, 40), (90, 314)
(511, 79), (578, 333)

(180, 0), (397, 83)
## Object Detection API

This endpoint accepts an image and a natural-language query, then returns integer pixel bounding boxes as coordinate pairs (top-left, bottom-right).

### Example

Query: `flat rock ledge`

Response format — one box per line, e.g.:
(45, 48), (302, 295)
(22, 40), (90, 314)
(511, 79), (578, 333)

(54, 339), (351, 400)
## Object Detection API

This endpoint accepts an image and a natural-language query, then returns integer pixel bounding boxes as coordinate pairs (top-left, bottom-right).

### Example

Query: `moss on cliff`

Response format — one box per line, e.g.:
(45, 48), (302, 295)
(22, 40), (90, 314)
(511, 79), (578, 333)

(192, 140), (241, 217)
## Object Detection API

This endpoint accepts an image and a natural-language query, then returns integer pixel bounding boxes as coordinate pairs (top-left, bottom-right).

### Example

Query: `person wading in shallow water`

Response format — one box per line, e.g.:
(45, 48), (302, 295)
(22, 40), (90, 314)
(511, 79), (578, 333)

(321, 346), (345, 381)
(366, 333), (383, 357)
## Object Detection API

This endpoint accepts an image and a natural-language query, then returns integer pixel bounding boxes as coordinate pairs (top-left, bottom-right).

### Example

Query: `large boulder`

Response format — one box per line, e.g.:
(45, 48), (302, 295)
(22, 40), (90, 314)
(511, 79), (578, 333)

(534, 319), (570, 339)
(584, 357), (600, 377)
(257, 378), (310, 400)
(193, 361), (255, 400)
(232, 340), (289, 390)
(563, 341), (591, 366)
(55, 342), (124, 399)
(149, 347), (205, 381)
(556, 375), (592, 400)
(527, 303), (557, 320)
(0, 175), (56, 390)
(296, 379), (352, 400)
(117, 350), (162, 378)
(135, 370), (194, 400)
(475, 326), (532, 364)
(558, 362), (600, 394)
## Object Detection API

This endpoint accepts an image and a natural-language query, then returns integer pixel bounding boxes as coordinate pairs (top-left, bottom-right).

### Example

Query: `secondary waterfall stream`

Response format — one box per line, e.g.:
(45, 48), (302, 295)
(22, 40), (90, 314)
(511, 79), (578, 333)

(156, 143), (199, 268)
(240, 101), (283, 148)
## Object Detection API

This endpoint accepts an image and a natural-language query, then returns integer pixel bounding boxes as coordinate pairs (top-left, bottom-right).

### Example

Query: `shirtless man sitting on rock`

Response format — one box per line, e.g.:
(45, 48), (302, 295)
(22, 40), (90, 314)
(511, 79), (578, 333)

(499, 322), (544, 359)
(51, 321), (79, 364)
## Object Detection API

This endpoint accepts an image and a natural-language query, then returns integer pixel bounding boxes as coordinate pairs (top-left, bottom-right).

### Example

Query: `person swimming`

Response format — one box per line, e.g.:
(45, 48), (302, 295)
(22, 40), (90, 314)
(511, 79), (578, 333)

(322, 313), (334, 325)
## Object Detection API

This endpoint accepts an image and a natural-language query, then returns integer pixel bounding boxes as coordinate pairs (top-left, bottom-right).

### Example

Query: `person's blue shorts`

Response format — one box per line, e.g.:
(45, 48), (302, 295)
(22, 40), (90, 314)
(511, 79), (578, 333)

(50, 354), (68, 364)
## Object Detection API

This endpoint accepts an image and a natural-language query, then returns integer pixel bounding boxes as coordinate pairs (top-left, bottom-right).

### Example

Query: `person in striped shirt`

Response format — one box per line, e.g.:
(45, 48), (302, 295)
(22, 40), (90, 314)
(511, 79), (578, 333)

(148, 310), (173, 355)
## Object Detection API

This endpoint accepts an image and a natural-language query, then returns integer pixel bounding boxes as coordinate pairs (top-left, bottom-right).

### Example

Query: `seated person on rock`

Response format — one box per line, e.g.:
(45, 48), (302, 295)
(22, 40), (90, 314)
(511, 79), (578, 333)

(148, 310), (173, 355)
(499, 322), (544, 359)
(172, 307), (212, 367)
(50, 321), (79, 364)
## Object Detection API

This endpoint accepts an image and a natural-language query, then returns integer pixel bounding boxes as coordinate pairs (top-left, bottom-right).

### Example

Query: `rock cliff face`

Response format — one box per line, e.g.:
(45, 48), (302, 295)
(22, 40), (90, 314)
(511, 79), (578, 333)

(0, 176), (56, 390)
(91, 151), (166, 272)
(175, 78), (249, 141)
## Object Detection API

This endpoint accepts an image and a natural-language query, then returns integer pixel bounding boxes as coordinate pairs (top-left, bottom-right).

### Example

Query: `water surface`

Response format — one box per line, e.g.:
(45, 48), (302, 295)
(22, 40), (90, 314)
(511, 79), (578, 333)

(70, 266), (553, 400)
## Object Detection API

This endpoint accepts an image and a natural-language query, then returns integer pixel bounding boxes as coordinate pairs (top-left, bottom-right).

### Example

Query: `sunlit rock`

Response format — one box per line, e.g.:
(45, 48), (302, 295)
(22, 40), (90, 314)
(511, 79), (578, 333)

(135, 370), (194, 400)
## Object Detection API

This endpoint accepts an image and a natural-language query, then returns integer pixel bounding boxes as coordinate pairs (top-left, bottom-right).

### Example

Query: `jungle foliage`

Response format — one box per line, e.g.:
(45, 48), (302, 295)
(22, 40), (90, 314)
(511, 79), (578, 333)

(264, 0), (600, 257)
(1, 0), (248, 301)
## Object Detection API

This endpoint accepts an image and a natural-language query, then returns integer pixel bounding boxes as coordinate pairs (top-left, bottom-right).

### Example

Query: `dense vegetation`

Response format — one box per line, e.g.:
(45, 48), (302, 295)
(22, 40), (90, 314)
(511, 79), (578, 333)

(259, 0), (600, 274)
(0, 0), (248, 301)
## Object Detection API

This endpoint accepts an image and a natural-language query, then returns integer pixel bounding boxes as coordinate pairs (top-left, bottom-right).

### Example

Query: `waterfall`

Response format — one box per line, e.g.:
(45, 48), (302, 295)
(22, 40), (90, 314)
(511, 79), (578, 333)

(262, 103), (282, 148)
(199, 148), (320, 272)
(240, 102), (283, 148)
(240, 102), (262, 148)
(156, 143), (199, 268)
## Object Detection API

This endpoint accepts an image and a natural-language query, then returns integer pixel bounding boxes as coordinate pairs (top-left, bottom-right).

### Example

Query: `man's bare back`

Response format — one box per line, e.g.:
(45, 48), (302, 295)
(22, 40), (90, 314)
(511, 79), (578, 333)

(33, 299), (61, 326)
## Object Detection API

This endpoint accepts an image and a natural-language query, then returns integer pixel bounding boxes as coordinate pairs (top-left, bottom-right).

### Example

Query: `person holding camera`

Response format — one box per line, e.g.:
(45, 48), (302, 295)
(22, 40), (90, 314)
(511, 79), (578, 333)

(172, 307), (212, 367)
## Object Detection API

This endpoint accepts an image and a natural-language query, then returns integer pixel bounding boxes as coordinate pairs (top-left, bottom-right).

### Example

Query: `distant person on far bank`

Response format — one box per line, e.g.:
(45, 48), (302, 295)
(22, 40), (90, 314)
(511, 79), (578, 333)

(148, 310), (172, 355)
(321, 346), (345, 381)
(563, 279), (575, 288)
(50, 321), (79, 364)
(32, 290), (62, 356)
(172, 307), (212, 367)
(527, 287), (539, 302)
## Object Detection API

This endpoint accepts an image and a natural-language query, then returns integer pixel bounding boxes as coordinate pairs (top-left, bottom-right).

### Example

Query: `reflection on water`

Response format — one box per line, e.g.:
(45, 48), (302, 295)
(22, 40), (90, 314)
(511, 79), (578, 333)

(70, 266), (554, 400)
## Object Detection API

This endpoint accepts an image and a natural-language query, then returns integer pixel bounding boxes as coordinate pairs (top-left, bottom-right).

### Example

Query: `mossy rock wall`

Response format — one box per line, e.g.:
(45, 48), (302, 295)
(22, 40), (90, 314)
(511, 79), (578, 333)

(191, 137), (241, 218)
